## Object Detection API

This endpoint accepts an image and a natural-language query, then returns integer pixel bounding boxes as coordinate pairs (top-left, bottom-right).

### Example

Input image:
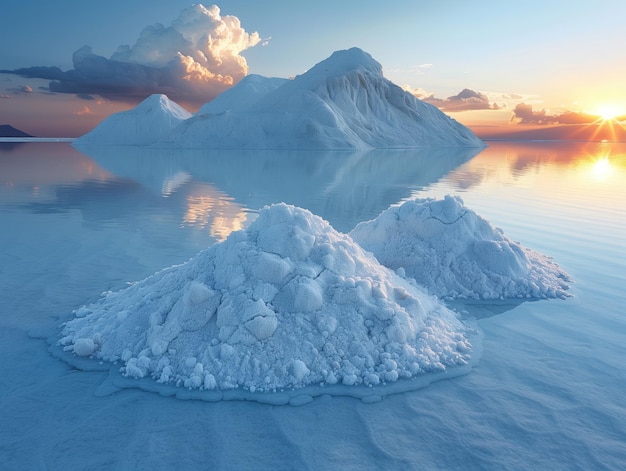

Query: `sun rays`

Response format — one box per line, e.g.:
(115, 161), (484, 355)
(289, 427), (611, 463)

(568, 104), (626, 142)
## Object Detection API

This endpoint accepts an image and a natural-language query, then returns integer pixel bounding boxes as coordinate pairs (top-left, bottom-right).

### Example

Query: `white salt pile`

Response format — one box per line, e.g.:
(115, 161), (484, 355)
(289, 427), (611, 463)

(350, 195), (571, 300)
(74, 94), (191, 146)
(59, 203), (473, 395)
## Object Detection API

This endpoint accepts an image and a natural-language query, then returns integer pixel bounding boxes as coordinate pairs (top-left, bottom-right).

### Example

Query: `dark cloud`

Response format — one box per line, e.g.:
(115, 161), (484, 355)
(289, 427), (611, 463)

(419, 88), (503, 112)
(511, 103), (605, 124)
(1, 4), (261, 108)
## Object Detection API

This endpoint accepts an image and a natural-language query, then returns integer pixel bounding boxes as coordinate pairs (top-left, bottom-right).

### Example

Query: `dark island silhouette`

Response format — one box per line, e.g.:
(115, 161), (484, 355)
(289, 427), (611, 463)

(0, 124), (33, 138)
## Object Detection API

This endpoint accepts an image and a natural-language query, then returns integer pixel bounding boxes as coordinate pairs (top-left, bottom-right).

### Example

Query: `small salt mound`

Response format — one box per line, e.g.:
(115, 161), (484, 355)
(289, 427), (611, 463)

(59, 203), (472, 393)
(350, 195), (571, 300)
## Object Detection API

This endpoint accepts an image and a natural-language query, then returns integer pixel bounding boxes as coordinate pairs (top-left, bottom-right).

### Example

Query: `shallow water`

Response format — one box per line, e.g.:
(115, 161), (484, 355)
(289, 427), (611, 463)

(1, 141), (625, 469)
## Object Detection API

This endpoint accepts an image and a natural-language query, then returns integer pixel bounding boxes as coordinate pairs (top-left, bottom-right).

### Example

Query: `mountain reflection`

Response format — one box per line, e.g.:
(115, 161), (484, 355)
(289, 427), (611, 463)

(75, 146), (480, 232)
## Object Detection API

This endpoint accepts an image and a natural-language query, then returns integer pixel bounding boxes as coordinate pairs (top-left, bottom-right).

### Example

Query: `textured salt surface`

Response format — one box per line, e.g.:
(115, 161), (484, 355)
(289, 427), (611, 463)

(351, 195), (571, 300)
(58, 204), (476, 400)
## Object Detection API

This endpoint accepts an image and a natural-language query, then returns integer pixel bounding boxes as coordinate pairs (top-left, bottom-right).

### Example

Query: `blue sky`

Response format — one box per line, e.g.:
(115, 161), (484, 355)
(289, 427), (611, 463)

(1, 0), (625, 136)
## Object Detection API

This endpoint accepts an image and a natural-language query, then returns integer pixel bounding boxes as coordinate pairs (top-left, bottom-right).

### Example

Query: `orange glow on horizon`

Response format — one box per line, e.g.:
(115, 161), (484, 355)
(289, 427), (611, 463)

(432, 141), (626, 202)
(594, 104), (625, 122)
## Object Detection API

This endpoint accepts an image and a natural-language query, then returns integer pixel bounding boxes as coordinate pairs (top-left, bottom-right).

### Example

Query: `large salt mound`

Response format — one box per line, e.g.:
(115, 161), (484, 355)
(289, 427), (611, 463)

(197, 74), (288, 114)
(59, 204), (473, 395)
(163, 47), (485, 149)
(74, 94), (191, 146)
(350, 195), (571, 300)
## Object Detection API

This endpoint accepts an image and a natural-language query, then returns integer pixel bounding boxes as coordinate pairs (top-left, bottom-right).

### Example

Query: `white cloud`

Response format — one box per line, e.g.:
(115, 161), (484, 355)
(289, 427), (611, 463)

(406, 88), (504, 112)
(401, 85), (431, 100)
(5, 4), (262, 108)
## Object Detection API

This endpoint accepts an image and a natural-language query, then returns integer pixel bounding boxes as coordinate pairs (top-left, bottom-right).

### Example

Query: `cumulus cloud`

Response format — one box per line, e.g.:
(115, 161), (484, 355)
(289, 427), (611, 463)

(405, 87), (503, 112)
(511, 103), (603, 124)
(2, 4), (261, 107)
(401, 85), (430, 100)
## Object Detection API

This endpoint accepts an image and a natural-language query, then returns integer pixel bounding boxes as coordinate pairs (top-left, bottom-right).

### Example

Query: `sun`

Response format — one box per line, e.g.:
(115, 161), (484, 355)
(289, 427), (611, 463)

(595, 104), (623, 121)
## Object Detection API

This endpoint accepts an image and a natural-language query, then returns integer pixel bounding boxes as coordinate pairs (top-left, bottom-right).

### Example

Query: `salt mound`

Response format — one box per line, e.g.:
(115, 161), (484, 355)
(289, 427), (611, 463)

(198, 74), (288, 114)
(74, 94), (191, 146)
(168, 48), (483, 149)
(350, 195), (571, 300)
(59, 203), (473, 394)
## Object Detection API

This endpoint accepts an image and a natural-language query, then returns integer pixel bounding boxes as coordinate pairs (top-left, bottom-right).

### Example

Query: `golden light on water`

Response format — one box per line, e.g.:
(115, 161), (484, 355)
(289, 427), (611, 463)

(590, 155), (613, 181)
(439, 141), (626, 202)
(183, 191), (248, 241)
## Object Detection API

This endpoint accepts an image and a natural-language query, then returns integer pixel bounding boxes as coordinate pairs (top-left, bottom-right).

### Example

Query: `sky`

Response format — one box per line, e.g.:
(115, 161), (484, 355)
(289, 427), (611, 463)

(0, 0), (625, 138)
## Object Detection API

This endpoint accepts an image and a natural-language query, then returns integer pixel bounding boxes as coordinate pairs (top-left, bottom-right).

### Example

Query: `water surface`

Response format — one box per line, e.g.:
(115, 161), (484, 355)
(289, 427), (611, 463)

(1, 141), (624, 470)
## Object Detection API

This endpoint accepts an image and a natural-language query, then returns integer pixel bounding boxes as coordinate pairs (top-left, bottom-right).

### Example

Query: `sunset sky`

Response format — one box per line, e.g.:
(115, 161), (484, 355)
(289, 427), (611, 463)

(1, 0), (625, 138)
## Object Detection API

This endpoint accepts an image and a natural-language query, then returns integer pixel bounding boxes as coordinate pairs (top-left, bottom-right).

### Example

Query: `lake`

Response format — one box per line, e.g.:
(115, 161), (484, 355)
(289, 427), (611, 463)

(1, 140), (625, 469)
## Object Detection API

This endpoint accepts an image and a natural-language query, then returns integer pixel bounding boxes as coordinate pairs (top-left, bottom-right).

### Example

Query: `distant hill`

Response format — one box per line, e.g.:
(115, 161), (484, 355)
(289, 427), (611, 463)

(74, 94), (191, 146)
(0, 124), (33, 137)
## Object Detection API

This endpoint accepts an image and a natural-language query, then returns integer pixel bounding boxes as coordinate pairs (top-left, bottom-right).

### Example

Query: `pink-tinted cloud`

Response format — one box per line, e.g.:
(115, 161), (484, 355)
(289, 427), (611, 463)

(405, 87), (503, 112)
(401, 85), (430, 100)
(434, 89), (501, 111)
(510, 103), (618, 124)
(2, 4), (261, 108)
(74, 105), (94, 116)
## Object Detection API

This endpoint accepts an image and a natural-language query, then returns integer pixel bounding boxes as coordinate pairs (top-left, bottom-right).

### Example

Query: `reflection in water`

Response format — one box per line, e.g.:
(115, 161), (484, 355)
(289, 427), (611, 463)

(590, 156), (612, 181)
(0, 142), (111, 205)
(447, 298), (526, 320)
(162, 171), (192, 197)
(75, 145), (480, 232)
(442, 141), (626, 192)
(2, 141), (624, 323)
(182, 185), (248, 241)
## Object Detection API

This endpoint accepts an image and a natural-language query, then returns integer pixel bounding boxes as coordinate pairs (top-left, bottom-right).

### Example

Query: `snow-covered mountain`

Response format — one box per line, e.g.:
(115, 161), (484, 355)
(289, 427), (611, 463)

(75, 48), (484, 149)
(74, 94), (191, 146)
